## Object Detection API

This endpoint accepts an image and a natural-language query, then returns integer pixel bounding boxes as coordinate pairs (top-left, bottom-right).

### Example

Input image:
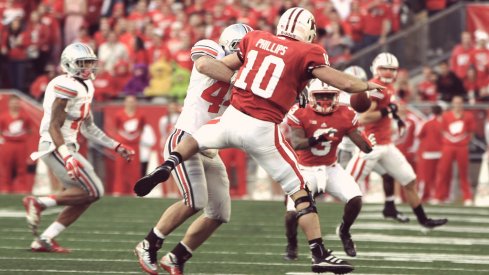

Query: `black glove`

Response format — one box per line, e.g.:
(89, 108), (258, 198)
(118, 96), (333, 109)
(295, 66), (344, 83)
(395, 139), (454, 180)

(380, 103), (399, 117)
(308, 130), (339, 146)
(396, 118), (406, 136)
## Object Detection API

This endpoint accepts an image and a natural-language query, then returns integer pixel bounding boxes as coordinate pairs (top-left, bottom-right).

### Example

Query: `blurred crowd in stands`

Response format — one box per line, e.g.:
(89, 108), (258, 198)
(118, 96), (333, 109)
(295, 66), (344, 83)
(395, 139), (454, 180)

(0, 0), (485, 104)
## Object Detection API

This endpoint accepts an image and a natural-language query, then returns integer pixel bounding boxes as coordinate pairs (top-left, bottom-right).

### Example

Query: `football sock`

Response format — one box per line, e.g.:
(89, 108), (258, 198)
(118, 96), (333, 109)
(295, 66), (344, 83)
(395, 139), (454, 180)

(171, 242), (193, 264)
(342, 196), (362, 233)
(309, 238), (325, 258)
(284, 211), (298, 246)
(413, 205), (428, 223)
(163, 152), (183, 170)
(145, 227), (164, 250)
(38, 196), (57, 208)
(384, 196), (396, 210)
(41, 221), (66, 239)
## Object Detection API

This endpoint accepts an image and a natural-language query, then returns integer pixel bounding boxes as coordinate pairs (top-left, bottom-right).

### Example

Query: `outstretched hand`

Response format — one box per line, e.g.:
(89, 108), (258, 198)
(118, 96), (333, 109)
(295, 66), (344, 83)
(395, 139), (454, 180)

(115, 143), (135, 162)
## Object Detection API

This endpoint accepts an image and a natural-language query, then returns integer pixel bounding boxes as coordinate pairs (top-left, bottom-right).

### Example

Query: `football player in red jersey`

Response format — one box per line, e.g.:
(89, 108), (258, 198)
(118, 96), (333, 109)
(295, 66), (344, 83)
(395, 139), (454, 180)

(347, 52), (447, 229)
(283, 80), (375, 259)
(134, 7), (384, 274)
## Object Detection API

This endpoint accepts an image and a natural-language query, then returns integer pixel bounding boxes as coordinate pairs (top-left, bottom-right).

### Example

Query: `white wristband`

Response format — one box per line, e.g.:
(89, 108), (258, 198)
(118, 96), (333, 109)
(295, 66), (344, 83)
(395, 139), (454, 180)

(57, 144), (71, 160)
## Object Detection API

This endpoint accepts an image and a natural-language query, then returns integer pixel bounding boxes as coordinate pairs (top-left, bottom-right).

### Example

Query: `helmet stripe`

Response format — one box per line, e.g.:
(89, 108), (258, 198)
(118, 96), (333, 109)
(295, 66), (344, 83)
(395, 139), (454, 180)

(285, 8), (299, 32)
(290, 8), (305, 33)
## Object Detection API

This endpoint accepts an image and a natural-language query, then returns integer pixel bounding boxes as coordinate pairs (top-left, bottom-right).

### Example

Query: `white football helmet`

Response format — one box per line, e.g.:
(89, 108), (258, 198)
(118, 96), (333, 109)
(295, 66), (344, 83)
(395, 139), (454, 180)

(344, 65), (368, 81)
(276, 7), (316, 43)
(60, 42), (98, 80)
(307, 79), (340, 114)
(370, 52), (399, 83)
(219, 23), (253, 55)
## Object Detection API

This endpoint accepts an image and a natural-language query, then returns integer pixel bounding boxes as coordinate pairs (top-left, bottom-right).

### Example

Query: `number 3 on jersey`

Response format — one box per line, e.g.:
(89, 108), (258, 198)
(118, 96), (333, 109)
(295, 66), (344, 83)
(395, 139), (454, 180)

(201, 82), (231, 113)
(234, 50), (285, 98)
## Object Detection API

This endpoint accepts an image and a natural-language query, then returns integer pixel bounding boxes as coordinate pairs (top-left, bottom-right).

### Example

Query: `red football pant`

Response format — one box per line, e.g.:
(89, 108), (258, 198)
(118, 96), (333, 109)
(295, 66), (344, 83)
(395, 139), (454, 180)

(112, 145), (141, 195)
(435, 145), (472, 201)
(0, 141), (29, 193)
(417, 157), (440, 201)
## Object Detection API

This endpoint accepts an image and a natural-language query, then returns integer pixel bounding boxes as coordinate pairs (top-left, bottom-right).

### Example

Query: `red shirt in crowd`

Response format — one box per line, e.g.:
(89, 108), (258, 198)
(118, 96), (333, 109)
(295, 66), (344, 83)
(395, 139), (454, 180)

(441, 111), (475, 146)
(0, 111), (32, 142)
(114, 110), (145, 145)
(418, 115), (443, 154)
(360, 0), (392, 36)
(417, 80), (438, 101)
(450, 44), (473, 79)
(471, 47), (489, 87)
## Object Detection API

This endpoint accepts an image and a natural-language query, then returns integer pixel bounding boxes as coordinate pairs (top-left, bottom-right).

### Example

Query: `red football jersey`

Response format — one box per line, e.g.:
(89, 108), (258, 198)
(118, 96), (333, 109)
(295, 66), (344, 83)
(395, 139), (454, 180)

(440, 111), (475, 146)
(0, 112), (32, 142)
(232, 30), (330, 124)
(114, 110), (145, 144)
(418, 116), (442, 153)
(363, 77), (395, 145)
(287, 104), (358, 166)
(394, 116), (416, 156)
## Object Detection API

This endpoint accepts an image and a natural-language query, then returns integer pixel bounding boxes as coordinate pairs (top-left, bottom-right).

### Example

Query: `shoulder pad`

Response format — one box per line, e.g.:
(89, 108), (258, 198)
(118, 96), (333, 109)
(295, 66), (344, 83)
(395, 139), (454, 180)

(191, 39), (225, 61)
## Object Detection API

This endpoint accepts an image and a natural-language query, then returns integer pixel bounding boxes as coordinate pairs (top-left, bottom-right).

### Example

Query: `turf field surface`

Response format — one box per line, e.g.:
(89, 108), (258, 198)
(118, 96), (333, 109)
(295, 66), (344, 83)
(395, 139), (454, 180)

(0, 195), (488, 275)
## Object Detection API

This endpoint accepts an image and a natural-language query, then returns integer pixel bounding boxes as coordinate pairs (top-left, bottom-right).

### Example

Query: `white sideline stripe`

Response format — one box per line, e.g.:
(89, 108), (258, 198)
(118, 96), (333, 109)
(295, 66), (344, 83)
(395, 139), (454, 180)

(0, 270), (140, 274)
(0, 208), (61, 218)
(0, 270), (246, 275)
(362, 205), (489, 216)
(0, 245), (474, 254)
(358, 213), (489, 224)
(0, 257), (488, 273)
(3, 232), (489, 247)
(352, 222), (489, 234)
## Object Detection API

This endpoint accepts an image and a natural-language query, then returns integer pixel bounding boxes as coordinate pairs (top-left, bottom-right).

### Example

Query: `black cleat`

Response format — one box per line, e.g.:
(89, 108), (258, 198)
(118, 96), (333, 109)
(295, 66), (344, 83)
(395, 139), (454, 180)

(383, 208), (410, 223)
(336, 225), (356, 257)
(312, 249), (354, 274)
(420, 218), (448, 229)
(283, 243), (298, 261)
(134, 165), (172, 197)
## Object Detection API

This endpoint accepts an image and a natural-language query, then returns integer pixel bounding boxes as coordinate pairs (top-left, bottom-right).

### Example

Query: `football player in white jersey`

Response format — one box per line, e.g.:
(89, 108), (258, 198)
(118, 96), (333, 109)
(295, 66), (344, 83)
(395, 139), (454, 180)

(134, 23), (253, 275)
(23, 42), (134, 252)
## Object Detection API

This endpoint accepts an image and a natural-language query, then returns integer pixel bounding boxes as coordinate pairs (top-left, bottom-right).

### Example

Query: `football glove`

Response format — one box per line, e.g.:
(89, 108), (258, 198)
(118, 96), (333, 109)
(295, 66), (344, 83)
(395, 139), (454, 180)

(380, 103), (399, 117)
(58, 144), (83, 180)
(115, 143), (135, 162)
(308, 130), (339, 146)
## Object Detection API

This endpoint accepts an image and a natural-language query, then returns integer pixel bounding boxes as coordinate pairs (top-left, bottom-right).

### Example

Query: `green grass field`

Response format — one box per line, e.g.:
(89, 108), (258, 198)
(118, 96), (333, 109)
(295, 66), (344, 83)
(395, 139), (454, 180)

(0, 194), (488, 275)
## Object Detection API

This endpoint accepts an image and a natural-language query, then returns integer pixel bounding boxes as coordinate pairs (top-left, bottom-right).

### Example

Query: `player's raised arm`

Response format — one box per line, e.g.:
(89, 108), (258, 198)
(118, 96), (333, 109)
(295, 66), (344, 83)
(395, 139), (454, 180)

(195, 52), (243, 83)
(312, 66), (384, 94)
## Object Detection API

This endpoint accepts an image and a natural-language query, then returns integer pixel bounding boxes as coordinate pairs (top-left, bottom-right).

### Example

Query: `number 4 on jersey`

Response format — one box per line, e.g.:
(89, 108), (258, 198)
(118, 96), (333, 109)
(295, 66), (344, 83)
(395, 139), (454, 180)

(201, 82), (231, 113)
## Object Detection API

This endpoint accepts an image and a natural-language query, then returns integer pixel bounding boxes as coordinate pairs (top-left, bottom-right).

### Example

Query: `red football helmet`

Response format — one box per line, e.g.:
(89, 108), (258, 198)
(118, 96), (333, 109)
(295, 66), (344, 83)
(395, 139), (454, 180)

(307, 79), (340, 114)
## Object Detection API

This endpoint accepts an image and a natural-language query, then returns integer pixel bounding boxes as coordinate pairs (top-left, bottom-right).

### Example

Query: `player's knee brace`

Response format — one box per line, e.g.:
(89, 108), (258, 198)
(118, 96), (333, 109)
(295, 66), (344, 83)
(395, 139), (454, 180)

(294, 191), (317, 220)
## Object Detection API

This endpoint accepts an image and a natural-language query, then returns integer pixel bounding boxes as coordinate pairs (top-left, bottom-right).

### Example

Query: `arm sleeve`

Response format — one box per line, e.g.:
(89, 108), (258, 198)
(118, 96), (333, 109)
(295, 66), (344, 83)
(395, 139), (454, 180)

(346, 111), (359, 133)
(80, 112), (119, 149)
(304, 44), (330, 75)
(190, 39), (225, 61)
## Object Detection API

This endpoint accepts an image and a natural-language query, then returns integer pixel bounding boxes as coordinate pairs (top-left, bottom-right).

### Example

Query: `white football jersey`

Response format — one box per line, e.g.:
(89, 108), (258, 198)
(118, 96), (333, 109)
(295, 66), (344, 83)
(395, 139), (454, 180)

(174, 39), (231, 135)
(39, 74), (94, 144)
